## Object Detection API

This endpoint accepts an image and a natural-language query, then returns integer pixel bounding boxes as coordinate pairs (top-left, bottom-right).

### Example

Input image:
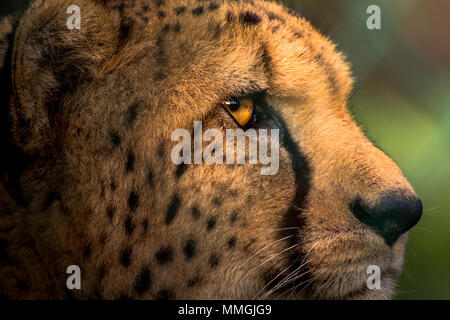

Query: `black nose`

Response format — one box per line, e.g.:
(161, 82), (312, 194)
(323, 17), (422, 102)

(350, 194), (423, 246)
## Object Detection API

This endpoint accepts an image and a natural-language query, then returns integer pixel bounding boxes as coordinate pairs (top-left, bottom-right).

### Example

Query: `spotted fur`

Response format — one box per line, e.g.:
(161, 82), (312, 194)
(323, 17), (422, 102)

(0, 0), (419, 299)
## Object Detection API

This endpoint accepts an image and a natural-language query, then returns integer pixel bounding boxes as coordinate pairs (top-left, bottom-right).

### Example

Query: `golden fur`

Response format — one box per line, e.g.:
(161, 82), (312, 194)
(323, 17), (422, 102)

(0, 0), (418, 299)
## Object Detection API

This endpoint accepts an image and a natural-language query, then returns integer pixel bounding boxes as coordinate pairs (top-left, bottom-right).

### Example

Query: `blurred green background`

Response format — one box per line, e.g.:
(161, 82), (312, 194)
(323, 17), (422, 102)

(1, 0), (449, 299)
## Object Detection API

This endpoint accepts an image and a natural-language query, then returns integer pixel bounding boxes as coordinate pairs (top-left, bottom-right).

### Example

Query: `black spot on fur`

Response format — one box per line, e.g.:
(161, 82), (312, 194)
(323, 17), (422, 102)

(83, 243), (92, 259)
(124, 216), (135, 236)
(226, 11), (235, 23)
(242, 238), (257, 254)
(287, 8), (300, 18)
(128, 191), (139, 212)
(192, 6), (204, 16)
(227, 236), (237, 249)
(43, 192), (61, 209)
(158, 10), (166, 18)
(155, 0), (164, 7)
(174, 22), (181, 32)
(155, 246), (173, 264)
(98, 263), (107, 282)
(106, 205), (115, 221)
(187, 276), (200, 287)
(162, 23), (171, 34)
(175, 163), (188, 178)
(154, 71), (166, 81)
(156, 289), (174, 300)
(134, 266), (152, 295)
(229, 189), (238, 198)
(267, 11), (285, 23)
(119, 17), (133, 44)
(294, 31), (303, 38)
(111, 2), (125, 13)
(191, 205), (201, 220)
(157, 142), (166, 159)
(183, 239), (196, 260)
(100, 182), (106, 199)
(147, 169), (154, 187)
(260, 43), (272, 76)
(120, 247), (132, 267)
(174, 6), (186, 15)
(209, 22), (222, 39)
(110, 130), (121, 147)
(230, 211), (238, 224)
(110, 180), (117, 192)
(206, 216), (217, 231)
(125, 151), (135, 173)
(314, 52), (339, 96)
(126, 104), (139, 127)
(156, 33), (164, 48)
(165, 194), (181, 225)
(212, 197), (222, 207)
(208, 3), (220, 11)
(99, 232), (107, 246)
(240, 11), (261, 25)
(142, 219), (148, 232)
(154, 33), (167, 75)
(86, 207), (94, 216)
(209, 254), (220, 269)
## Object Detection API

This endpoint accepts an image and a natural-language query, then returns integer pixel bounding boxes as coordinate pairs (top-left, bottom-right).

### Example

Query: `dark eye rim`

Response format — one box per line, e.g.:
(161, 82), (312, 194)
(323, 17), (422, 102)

(222, 91), (308, 178)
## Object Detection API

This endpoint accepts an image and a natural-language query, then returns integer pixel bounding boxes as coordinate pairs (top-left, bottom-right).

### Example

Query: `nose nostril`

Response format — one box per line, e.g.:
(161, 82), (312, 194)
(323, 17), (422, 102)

(350, 194), (423, 246)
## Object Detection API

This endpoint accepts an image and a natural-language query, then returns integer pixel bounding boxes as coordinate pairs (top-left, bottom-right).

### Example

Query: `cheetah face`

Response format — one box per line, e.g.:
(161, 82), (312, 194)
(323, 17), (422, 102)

(2, 0), (422, 299)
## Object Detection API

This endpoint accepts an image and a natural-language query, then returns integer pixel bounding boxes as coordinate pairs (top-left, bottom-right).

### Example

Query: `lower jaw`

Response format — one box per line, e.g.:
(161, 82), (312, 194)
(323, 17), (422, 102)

(320, 274), (398, 300)
(288, 267), (399, 300)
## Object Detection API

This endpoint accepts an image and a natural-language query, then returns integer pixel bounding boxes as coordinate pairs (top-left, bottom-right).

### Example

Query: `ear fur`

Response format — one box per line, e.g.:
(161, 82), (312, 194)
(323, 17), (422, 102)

(9, 0), (120, 154)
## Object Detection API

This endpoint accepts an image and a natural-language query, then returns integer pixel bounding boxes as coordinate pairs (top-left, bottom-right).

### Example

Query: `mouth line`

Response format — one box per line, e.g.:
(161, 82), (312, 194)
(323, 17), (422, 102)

(267, 226), (401, 299)
(341, 267), (398, 300)
(266, 265), (393, 300)
(339, 283), (371, 300)
(261, 267), (370, 300)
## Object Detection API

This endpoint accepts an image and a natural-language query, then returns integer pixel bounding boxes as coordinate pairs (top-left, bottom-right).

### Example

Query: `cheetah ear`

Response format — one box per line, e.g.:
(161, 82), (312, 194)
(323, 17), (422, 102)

(9, 0), (120, 154)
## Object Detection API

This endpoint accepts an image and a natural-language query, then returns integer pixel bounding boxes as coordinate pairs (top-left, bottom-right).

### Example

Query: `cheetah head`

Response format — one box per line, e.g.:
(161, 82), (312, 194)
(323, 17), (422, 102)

(0, 0), (422, 299)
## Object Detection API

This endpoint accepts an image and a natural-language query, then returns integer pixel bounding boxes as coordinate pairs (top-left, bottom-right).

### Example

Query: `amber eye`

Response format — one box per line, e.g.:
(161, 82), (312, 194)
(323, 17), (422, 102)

(223, 97), (254, 127)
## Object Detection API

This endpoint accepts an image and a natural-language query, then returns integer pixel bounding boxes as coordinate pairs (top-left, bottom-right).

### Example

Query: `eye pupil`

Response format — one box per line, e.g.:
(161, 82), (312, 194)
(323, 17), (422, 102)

(225, 99), (240, 111)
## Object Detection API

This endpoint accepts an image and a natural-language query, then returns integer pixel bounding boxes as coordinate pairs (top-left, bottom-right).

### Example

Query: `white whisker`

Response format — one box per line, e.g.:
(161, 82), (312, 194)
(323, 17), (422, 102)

(242, 234), (295, 267)
(242, 243), (298, 283)
(258, 240), (320, 299)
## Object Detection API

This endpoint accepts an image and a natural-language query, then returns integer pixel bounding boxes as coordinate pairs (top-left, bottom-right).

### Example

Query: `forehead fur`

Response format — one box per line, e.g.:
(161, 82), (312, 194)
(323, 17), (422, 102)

(11, 0), (354, 141)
